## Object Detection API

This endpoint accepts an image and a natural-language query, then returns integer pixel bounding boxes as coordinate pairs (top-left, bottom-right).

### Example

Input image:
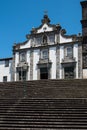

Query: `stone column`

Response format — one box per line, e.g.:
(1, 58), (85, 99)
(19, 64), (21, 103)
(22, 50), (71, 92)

(78, 43), (82, 78)
(56, 45), (60, 79)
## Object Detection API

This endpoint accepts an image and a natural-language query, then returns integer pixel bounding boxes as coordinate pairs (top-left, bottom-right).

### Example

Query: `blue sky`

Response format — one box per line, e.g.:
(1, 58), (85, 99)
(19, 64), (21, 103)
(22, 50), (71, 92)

(0, 0), (82, 58)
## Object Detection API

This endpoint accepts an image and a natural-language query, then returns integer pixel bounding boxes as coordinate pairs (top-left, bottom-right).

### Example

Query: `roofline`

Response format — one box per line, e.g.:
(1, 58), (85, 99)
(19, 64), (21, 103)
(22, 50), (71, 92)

(0, 57), (12, 61)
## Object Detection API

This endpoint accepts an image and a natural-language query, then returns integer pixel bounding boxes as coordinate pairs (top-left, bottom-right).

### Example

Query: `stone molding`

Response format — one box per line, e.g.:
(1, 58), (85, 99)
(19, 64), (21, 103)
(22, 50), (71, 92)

(30, 50), (33, 80)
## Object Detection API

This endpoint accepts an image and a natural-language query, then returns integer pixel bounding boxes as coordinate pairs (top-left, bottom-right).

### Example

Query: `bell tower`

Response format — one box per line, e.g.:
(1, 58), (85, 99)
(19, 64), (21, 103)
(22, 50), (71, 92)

(81, 1), (87, 70)
(81, 1), (87, 36)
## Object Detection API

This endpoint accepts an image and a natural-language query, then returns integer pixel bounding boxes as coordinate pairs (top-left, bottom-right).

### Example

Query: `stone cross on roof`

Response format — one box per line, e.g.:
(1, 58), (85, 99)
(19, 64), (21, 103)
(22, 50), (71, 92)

(44, 10), (48, 15)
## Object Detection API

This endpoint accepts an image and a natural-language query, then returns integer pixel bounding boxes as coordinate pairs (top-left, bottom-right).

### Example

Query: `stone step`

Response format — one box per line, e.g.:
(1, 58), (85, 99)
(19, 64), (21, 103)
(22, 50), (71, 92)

(0, 79), (87, 129)
(0, 124), (87, 129)
(1, 113), (87, 118)
(0, 121), (87, 125)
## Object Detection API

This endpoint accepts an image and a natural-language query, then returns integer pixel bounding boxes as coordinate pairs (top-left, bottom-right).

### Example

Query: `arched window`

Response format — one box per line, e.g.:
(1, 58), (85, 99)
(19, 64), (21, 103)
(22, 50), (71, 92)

(43, 35), (47, 44)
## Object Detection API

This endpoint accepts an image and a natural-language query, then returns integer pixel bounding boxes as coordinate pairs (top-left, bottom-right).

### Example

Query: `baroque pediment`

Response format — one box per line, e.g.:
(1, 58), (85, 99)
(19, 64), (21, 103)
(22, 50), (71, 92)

(30, 15), (61, 35)
(37, 23), (53, 33)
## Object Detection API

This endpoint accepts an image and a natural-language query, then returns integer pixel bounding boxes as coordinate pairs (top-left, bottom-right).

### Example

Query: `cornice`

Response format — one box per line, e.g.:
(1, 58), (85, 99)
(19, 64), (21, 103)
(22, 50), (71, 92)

(26, 24), (61, 39)
(13, 40), (82, 53)
(60, 29), (78, 39)
(13, 40), (28, 51)
(26, 30), (60, 39)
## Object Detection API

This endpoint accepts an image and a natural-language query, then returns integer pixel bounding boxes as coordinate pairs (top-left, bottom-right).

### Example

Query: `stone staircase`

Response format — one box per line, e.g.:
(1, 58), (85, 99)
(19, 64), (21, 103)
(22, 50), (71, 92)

(0, 79), (87, 98)
(0, 79), (87, 129)
(0, 98), (87, 129)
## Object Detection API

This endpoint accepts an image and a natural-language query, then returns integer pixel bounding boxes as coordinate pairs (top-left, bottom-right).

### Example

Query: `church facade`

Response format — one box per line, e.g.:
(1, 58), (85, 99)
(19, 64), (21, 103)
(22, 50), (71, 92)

(0, 1), (87, 82)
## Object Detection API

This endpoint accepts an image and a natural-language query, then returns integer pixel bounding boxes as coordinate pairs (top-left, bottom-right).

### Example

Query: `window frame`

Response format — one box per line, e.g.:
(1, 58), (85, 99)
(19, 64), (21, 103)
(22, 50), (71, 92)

(19, 52), (26, 62)
(3, 76), (7, 82)
(5, 60), (9, 67)
(41, 49), (48, 59)
(66, 46), (73, 57)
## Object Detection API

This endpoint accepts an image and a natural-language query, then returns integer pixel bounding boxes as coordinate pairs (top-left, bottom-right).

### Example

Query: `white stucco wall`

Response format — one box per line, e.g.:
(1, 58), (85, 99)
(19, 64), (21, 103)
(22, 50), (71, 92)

(0, 60), (12, 82)
(60, 46), (64, 79)
(33, 49), (40, 80)
(60, 35), (72, 43)
(49, 47), (56, 79)
(73, 44), (78, 78)
(20, 40), (31, 49)
(83, 69), (87, 79)
(15, 52), (19, 81)
(15, 52), (19, 68)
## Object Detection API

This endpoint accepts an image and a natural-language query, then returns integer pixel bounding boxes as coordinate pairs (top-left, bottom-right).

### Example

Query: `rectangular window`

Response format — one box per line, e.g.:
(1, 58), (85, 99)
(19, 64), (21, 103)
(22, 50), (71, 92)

(5, 60), (9, 67)
(3, 76), (7, 82)
(41, 49), (48, 59)
(40, 67), (48, 79)
(19, 70), (26, 81)
(20, 52), (26, 62)
(67, 47), (73, 57)
(49, 35), (55, 43)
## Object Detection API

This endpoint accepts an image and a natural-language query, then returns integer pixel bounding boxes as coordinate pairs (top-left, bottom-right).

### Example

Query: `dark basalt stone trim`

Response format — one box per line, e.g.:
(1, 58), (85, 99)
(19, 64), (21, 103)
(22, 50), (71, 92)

(37, 62), (52, 79)
(30, 15), (61, 35)
(56, 45), (60, 79)
(27, 27), (77, 39)
(61, 61), (76, 64)
(80, 1), (87, 8)
(37, 61), (52, 66)
(13, 41), (82, 53)
(26, 30), (60, 39)
(0, 57), (12, 61)
(13, 32), (82, 51)
(81, 20), (87, 28)
(61, 29), (79, 38)
(30, 49), (33, 80)
(13, 40), (28, 49)
(62, 62), (76, 79)
(30, 23), (56, 33)
(78, 43), (82, 78)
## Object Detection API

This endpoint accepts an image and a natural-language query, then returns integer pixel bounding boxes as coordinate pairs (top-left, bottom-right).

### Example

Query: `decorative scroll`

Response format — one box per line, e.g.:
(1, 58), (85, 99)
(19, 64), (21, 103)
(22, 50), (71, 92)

(83, 54), (87, 68)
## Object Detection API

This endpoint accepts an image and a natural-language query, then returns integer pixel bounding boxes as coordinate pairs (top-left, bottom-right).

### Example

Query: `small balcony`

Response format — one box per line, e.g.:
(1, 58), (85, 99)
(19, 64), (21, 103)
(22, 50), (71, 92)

(38, 58), (52, 64)
(61, 57), (76, 64)
(37, 58), (52, 68)
(17, 62), (28, 71)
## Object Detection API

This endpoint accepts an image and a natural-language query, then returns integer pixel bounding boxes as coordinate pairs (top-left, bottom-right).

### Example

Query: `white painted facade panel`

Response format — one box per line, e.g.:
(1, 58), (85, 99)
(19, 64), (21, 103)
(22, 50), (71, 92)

(15, 52), (19, 67)
(33, 49), (40, 80)
(15, 52), (19, 81)
(20, 40), (30, 49)
(83, 69), (87, 78)
(73, 44), (78, 78)
(49, 47), (56, 79)
(60, 35), (72, 43)
(60, 46), (64, 79)
(37, 24), (53, 33)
